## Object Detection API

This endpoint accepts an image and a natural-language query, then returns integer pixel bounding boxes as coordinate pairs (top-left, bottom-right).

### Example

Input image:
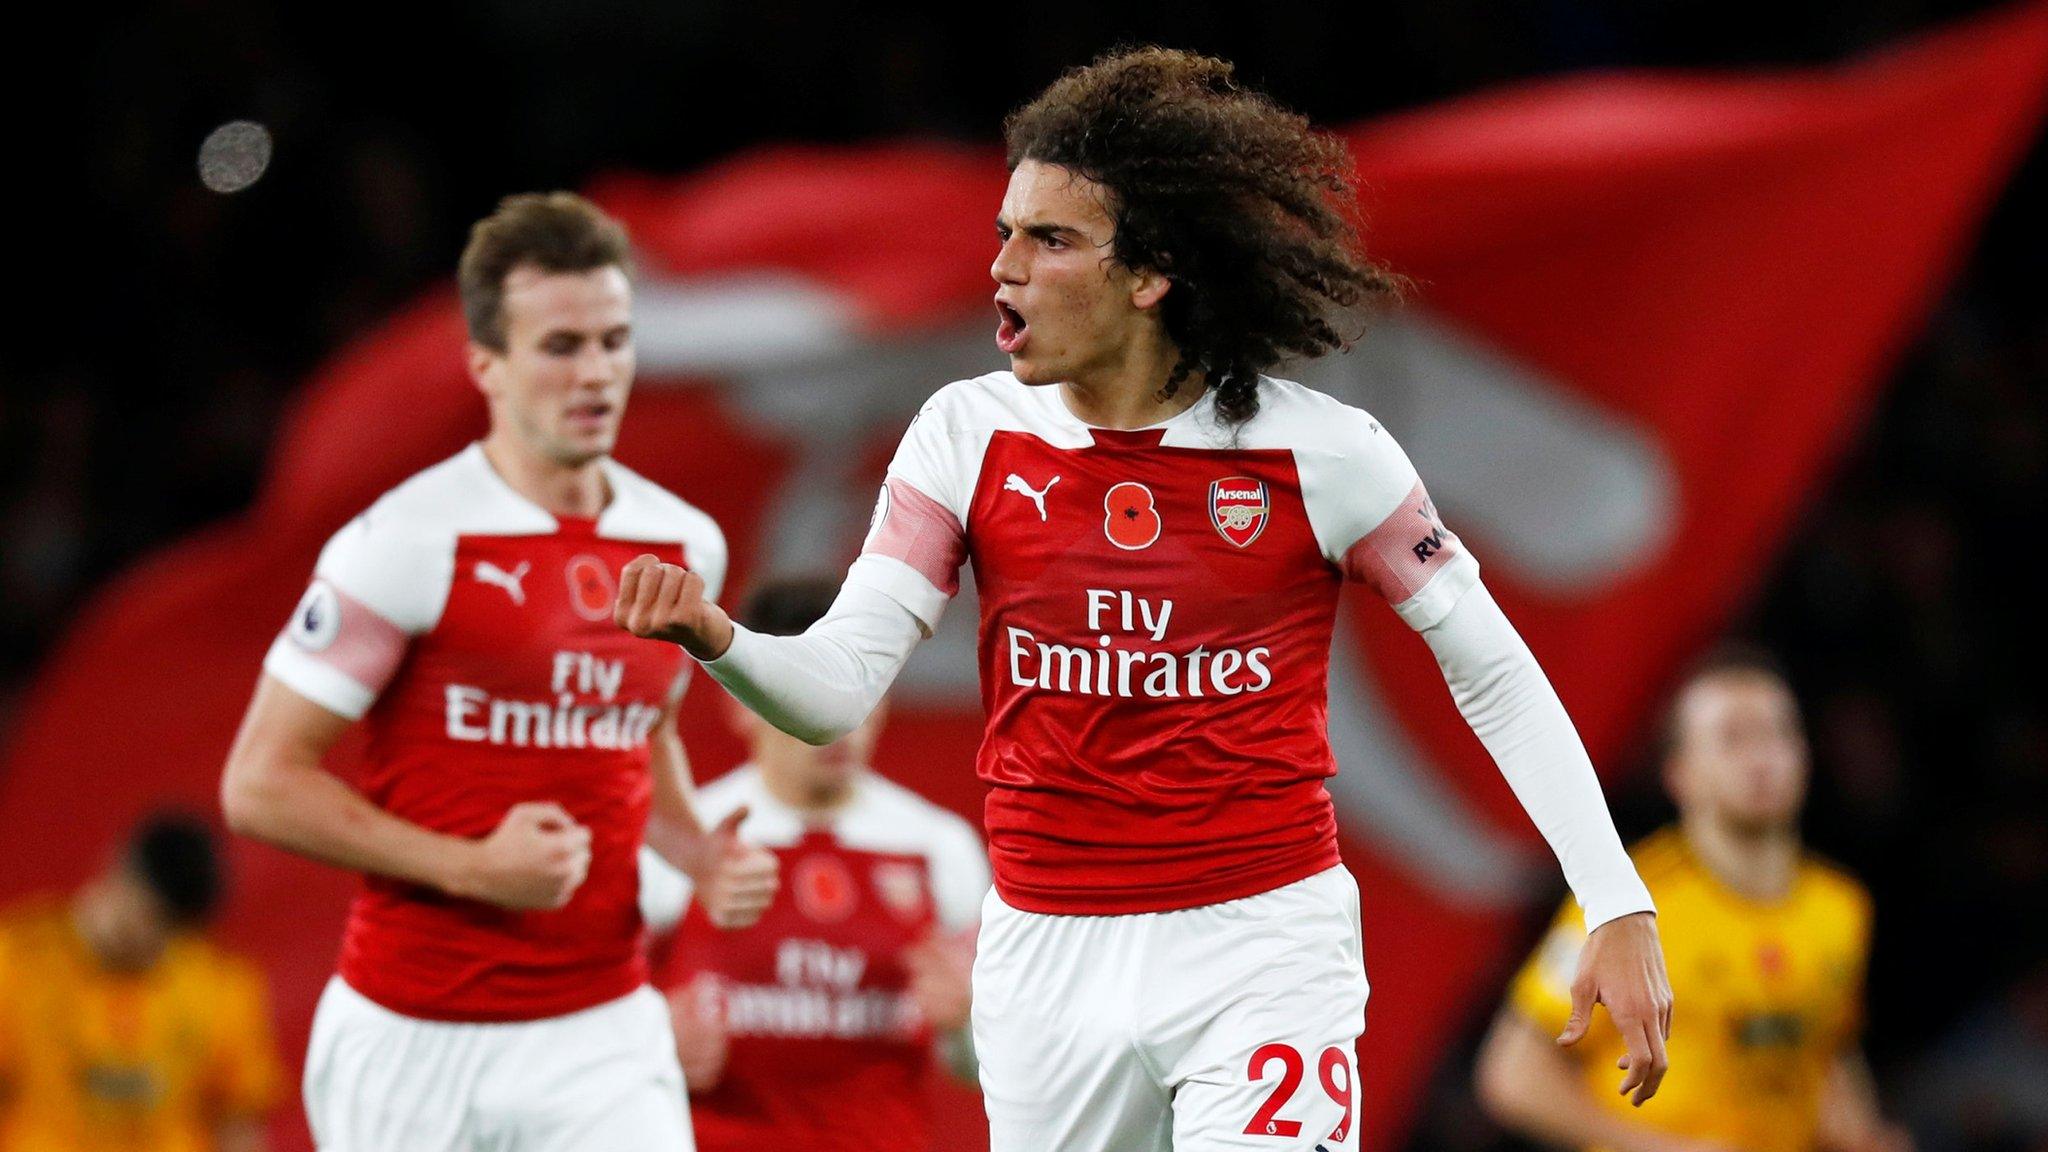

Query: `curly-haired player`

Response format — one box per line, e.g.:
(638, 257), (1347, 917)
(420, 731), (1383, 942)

(617, 49), (1673, 1151)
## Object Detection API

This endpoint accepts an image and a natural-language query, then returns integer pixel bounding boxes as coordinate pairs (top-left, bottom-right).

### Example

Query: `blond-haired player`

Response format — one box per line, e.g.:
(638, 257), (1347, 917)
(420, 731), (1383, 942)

(222, 192), (777, 1151)
(1478, 648), (1911, 1152)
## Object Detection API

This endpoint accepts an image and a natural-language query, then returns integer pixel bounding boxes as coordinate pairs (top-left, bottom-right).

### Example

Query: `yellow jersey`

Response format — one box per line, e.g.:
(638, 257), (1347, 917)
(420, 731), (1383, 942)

(0, 900), (284, 1152)
(1506, 828), (1871, 1152)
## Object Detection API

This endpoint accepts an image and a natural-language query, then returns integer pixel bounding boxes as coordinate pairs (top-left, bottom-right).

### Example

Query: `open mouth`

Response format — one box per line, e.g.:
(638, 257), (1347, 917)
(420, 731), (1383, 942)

(995, 300), (1028, 355)
(566, 401), (615, 426)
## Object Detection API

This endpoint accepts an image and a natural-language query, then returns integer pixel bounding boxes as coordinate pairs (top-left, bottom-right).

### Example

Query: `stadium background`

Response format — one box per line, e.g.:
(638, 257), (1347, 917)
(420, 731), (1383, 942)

(2, 2), (2044, 1150)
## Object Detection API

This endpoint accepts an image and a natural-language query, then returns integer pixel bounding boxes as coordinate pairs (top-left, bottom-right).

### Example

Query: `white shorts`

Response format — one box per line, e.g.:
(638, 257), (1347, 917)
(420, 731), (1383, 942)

(973, 865), (1370, 1152)
(304, 977), (692, 1152)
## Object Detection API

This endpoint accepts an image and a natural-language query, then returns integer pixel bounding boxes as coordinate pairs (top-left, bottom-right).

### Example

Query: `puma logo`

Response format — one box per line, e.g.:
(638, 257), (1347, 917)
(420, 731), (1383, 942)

(1003, 473), (1059, 521)
(473, 560), (530, 605)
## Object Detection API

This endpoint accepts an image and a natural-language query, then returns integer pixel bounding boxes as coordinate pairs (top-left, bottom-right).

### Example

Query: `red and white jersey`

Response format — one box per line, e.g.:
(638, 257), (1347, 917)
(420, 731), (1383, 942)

(848, 372), (1477, 916)
(644, 766), (988, 1152)
(263, 443), (726, 1022)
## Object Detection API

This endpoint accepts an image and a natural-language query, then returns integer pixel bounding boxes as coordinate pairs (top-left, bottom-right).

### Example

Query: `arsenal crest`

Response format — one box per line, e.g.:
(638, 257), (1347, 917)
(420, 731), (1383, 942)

(1209, 477), (1270, 547)
(871, 861), (929, 922)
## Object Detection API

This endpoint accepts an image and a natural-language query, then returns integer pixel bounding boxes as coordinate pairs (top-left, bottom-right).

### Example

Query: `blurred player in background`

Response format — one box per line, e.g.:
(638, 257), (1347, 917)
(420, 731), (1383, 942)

(0, 811), (282, 1152)
(618, 48), (1671, 1151)
(638, 576), (989, 1152)
(1478, 647), (1911, 1152)
(219, 192), (777, 1151)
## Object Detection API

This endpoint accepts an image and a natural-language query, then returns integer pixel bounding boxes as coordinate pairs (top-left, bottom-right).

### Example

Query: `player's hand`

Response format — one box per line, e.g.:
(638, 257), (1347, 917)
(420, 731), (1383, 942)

(904, 926), (976, 1032)
(690, 807), (779, 929)
(1825, 1121), (1913, 1152)
(668, 974), (729, 1092)
(458, 802), (592, 910)
(615, 555), (735, 661)
(1560, 910), (1673, 1107)
(1639, 1137), (1742, 1152)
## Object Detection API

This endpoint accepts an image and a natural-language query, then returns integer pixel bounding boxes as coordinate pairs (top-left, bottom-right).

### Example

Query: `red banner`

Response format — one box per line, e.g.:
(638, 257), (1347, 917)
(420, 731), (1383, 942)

(4, 6), (2043, 1149)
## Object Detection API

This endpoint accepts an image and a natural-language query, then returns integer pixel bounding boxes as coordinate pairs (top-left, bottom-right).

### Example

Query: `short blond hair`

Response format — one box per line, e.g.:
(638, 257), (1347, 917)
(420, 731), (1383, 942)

(1655, 642), (1793, 767)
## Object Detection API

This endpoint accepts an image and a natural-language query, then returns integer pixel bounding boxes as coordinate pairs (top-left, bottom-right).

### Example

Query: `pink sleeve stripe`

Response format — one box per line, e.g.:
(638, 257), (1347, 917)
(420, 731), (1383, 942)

(863, 477), (966, 596)
(1341, 480), (1464, 604)
(308, 584), (408, 694)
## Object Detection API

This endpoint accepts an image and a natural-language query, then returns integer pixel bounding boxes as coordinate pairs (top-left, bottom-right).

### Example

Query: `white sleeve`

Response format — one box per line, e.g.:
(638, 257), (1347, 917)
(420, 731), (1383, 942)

(698, 581), (925, 746)
(843, 396), (973, 634)
(668, 516), (728, 705)
(1419, 579), (1654, 931)
(686, 514), (730, 604)
(261, 511), (448, 719)
(926, 816), (992, 931)
(1299, 406), (1479, 631)
(637, 846), (694, 934)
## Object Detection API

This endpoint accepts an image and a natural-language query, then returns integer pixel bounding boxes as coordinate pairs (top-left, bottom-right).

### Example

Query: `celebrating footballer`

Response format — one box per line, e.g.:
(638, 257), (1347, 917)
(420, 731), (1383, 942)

(617, 48), (1673, 1151)
(223, 192), (777, 1151)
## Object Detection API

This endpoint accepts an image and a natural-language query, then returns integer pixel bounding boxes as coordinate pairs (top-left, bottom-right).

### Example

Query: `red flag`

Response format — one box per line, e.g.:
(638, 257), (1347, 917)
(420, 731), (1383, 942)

(4, 7), (2042, 1149)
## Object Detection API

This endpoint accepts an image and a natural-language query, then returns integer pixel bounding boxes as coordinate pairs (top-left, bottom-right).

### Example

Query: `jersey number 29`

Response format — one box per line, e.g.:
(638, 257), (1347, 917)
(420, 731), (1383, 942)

(1245, 1042), (1354, 1142)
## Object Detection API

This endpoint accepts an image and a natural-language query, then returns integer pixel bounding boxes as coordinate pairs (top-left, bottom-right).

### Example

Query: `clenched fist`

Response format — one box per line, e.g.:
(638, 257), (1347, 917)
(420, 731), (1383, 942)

(667, 974), (729, 1091)
(615, 554), (736, 661)
(456, 801), (592, 910)
(904, 927), (976, 1032)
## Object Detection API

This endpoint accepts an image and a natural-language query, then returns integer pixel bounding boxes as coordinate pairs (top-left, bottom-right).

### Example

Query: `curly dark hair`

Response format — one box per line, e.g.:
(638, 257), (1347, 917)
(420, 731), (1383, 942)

(1004, 47), (1401, 425)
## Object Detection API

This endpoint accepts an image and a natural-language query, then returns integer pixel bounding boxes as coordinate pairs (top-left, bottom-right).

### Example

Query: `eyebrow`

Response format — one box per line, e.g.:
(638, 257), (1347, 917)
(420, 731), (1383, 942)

(997, 216), (1081, 243)
(539, 322), (631, 342)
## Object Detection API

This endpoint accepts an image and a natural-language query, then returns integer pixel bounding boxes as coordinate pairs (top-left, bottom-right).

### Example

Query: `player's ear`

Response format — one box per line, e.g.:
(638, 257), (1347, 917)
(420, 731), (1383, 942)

(1130, 266), (1171, 312)
(466, 341), (502, 397)
(1660, 751), (1689, 809)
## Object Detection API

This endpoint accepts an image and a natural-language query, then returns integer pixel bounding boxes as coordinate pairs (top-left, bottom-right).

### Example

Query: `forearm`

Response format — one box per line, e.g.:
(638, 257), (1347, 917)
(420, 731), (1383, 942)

(699, 582), (923, 745)
(1479, 1015), (1669, 1152)
(222, 743), (476, 896)
(1420, 581), (1652, 930)
(1817, 1050), (1897, 1152)
(644, 715), (711, 877)
(1498, 1072), (1673, 1152)
(216, 1117), (267, 1152)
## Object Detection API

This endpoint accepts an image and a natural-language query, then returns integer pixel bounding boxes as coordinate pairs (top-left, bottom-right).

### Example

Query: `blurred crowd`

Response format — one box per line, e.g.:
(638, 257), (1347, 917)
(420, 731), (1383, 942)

(1758, 241), (2048, 1150)
(3, 1), (2041, 1149)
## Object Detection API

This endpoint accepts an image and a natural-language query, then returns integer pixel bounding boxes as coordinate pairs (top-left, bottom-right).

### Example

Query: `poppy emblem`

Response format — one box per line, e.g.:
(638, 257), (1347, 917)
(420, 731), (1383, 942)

(1209, 477), (1270, 548)
(793, 853), (858, 923)
(1104, 482), (1161, 550)
(566, 555), (616, 622)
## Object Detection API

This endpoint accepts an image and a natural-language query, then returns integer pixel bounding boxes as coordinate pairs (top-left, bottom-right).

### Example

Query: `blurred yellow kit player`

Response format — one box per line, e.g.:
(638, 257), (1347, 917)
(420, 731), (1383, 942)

(1479, 649), (1910, 1152)
(0, 815), (282, 1152)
